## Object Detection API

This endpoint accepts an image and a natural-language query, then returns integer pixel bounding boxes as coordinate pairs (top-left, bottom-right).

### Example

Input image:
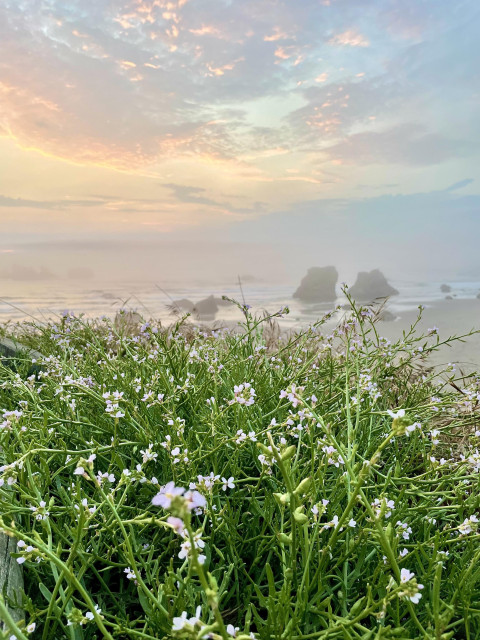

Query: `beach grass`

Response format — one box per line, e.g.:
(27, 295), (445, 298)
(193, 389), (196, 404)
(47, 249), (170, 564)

(1, 298), (480, 639)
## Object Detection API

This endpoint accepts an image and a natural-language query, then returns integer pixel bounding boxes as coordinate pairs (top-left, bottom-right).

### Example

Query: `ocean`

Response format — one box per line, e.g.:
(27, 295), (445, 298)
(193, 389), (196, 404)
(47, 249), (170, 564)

(1, 279), (479, 328)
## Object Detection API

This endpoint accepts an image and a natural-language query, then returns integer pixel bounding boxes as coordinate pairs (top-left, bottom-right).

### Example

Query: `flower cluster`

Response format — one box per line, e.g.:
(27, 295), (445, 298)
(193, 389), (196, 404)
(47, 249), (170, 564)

(279, 384), (305, 408)
(321, 445), (345, 467)
(152, 481), (206, 514)
(16, 540), (41, 565)
(230, 382), (256, 406)
(459, 514), (478, 535)
(66, 604), (102, 627)
(172, 606), (208, 638)
(102, 390), (125, 418)
(371, 497), (395, 519)
(398, 568), (424, 604)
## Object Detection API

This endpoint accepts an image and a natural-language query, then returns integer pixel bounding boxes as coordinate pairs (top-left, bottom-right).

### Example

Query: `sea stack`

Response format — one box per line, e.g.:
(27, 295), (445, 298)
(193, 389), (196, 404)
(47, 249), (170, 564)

(172, 298), (195, 313)
(293, 266), (338, 303)
(349, 269), (398, 302)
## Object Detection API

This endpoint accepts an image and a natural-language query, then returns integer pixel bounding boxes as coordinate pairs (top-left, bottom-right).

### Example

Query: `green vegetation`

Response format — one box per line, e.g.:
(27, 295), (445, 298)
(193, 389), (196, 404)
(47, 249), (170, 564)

(1, 299), (480, 639)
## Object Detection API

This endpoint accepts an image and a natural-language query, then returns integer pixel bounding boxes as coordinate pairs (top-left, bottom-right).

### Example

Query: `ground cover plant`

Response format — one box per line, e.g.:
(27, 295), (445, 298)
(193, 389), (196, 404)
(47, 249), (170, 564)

(1, 297), (480, 639)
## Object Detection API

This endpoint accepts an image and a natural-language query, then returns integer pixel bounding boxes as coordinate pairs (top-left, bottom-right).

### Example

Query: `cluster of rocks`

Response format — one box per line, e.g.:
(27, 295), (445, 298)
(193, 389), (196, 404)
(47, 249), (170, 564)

(171, 295), (232, 320)
(293, 266), (398, 304)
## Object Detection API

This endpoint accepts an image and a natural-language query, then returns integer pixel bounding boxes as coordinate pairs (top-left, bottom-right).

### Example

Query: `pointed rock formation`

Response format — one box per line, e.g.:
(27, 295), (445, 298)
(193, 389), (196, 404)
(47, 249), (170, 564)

(349, 269), (398, 302)
(293, 266), (338, 303)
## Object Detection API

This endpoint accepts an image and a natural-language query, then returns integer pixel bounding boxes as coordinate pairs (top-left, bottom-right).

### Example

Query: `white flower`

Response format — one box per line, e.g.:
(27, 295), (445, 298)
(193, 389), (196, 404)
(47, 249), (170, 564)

(167, 516), (185, 536)
(152, 482), (185, 509)
(387, 409), (405, 419)
(406, 422), (421, 435)
(30, 500), (50, 521)
(140, 444), (158, 464)
(222, 476), (235, 491)
(459, 514), (478, 535)
(399, 568), (424, 603)
(124, 567), (137, 581)
(172, 606), (207, 635)
(400, 568), (415, 583)
(172, 611), (189, 631)
(227, 624), (240, 637)
(371, 497), (395, 519)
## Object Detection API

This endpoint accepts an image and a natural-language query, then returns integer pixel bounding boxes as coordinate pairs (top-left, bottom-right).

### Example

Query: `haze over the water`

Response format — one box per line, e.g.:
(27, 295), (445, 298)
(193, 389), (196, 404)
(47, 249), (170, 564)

(0, 0), (479, 287)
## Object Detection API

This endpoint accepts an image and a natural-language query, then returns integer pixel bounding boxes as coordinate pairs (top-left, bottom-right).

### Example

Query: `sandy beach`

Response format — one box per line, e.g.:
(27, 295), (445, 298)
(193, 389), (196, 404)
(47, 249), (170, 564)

(374, 298), (480, 371)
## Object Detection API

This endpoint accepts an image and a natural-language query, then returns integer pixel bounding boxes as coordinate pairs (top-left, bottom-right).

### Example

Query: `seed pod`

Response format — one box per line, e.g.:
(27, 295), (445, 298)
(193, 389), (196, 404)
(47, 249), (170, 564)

(293, 506), (308, 524)
(273, 492), (291, 506)
(281, 445), (297, 460)
(257, 443), (271, 455)
(278, 533), (292, 545)
(294, 477), (312, 496)
(350, 597), (365, 615)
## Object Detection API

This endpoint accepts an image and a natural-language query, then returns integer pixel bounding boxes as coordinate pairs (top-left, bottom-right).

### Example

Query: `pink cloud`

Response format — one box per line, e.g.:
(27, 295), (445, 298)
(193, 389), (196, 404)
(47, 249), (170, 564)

(264, 27), (293, 42)
(328, 30), (369, 47)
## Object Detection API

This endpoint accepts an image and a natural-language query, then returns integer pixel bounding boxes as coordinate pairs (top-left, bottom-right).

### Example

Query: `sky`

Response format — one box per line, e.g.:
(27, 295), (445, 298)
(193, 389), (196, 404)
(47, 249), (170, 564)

(0, 0), (479, 284)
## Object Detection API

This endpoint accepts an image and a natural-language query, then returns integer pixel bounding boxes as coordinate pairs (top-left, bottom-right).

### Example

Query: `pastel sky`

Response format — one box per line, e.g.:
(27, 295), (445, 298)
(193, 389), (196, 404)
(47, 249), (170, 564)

(1, 0), (479, 282)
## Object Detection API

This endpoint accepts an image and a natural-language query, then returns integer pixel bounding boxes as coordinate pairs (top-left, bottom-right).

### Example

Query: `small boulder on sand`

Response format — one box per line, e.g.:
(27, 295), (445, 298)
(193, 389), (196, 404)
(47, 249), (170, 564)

(349, 269), (398, 302)
(193, 295), (219, 319)
(293, 266), (338, 303)
(440, 284), (451, 293)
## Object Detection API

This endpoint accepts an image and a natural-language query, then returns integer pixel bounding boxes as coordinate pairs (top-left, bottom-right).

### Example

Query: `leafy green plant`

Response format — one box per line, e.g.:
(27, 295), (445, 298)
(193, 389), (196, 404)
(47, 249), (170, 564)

(1, 298), (480, 639)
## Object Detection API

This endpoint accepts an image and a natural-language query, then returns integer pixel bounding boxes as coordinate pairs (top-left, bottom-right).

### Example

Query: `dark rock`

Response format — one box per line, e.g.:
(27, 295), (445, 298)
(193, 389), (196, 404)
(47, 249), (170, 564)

(445, 295), (453, 300)
(172, 298), (195, 313)
(349, 269), (398, 301)
(477, 293), (480, 299)
(293, 266), (338, 303)
(440, 284), (451, 293)
(193, 295), (219, 318)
